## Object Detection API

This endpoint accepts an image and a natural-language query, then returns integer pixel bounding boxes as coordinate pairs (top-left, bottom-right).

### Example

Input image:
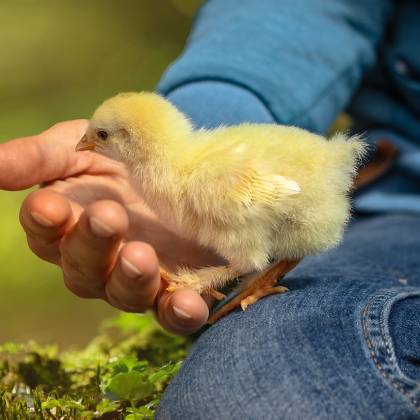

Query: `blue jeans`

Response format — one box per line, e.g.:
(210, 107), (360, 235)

(156, 213), (420, 419)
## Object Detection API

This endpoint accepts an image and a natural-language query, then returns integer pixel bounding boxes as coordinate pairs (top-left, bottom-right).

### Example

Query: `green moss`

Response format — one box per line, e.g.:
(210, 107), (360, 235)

(0, 313), (189, 419)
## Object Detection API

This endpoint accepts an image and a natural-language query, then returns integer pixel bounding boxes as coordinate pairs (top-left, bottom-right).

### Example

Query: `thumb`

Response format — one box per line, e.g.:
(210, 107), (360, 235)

(0, 120), (90, 191)
(156, 288), (210, 335)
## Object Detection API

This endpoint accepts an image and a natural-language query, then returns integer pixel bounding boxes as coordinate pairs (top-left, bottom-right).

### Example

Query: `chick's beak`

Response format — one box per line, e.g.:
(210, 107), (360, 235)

(75, 134), (96, 152)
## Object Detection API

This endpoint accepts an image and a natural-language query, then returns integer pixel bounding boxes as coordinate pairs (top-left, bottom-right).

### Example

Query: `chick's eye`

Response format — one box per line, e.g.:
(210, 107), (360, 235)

(96, 130), (108, 141)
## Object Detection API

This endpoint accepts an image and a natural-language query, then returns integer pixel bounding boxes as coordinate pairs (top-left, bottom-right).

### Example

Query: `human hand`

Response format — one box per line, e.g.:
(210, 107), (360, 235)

(0, 120), (223, 334)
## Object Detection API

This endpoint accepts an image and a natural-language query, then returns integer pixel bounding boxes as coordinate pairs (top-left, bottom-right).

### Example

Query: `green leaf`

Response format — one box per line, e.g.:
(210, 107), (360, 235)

(42, 398), (84, 411)
(148, 370), (168, 383)
(105, 371), (154, 402)
(149, 362), (181, 383)
(41, 398), (61, 409)
(126, 405), (154, 419)
(95, 399), (119, 415)
(131, 360), (149, 372)
(59, 399), (84, 410)
(110, 356), (149, 377)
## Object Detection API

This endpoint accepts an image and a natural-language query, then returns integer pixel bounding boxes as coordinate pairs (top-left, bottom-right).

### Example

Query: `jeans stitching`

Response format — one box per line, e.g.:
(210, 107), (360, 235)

(361, 289), (420, 412)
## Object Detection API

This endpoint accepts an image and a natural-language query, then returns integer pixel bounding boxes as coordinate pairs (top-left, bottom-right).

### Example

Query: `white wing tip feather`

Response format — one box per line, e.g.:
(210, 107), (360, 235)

(272, 175), (301, 195)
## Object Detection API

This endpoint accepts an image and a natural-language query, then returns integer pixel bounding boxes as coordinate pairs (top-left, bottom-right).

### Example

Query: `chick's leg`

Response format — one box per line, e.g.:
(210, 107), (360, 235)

(165, 265), (240, 300)
(208, 259), (301, 324)
(159, 267), (173, 284)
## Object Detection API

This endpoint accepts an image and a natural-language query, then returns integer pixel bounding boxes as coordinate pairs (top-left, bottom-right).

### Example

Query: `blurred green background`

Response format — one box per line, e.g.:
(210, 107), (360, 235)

(0, 0), (201, 347)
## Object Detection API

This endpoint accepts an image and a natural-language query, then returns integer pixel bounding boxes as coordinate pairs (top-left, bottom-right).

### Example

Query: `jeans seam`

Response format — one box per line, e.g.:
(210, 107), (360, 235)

(361, 288), (420, 412)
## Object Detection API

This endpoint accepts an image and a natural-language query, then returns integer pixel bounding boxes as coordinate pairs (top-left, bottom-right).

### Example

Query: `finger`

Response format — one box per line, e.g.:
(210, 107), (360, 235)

(156, 288), (209, 335)
(105, 241), (161, 312)
(0, 120), (92, 191)
(19, 189), (76, 264)
(60, 200), (129, 299)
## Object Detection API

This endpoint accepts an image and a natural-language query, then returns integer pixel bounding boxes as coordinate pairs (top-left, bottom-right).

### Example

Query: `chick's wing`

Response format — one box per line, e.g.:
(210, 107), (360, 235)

(231, 166), (301, 209)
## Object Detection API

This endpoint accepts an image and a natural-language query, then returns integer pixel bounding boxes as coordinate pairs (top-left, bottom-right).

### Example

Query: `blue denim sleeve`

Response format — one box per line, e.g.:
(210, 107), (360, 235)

(158, 0), (393, 133)
(166, 81), (275, 129)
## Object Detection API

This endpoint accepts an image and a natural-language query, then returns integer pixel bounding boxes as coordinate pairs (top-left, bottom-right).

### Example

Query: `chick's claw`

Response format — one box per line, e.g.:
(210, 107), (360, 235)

(208, 289), (227, 301)
(240, 285), (288, 310)
(165, 283), (180, 293)
(158, 267), (171, 280)
(158, 268), (187, 292)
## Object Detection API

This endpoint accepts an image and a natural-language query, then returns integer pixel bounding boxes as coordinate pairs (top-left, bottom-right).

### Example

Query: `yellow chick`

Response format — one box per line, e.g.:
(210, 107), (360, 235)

(76, 92), (365, 319)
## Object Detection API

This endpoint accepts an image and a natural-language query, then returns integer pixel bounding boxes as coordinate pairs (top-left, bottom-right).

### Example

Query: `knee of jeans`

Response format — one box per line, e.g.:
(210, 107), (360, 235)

(361, 287), (420, 410)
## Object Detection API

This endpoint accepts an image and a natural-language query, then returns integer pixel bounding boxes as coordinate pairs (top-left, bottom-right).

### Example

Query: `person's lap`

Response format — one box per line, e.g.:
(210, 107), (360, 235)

(156, 213), (420, 419)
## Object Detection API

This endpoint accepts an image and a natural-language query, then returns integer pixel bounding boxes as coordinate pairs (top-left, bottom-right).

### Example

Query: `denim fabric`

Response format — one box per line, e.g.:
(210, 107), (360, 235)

(167, 81), (274, 129)
(156, 214), (420, 419)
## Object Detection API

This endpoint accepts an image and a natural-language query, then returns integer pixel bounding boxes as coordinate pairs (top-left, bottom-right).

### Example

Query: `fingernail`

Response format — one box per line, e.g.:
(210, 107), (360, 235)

(173, 306), (192, 320)
(89, 217), (115, 237)
(31, 211), (54, 227)
(121, 257), (142, 278)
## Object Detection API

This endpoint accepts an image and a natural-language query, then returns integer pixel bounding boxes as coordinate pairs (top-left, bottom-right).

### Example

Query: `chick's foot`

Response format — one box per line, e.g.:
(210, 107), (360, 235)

(165, 268), (204, 294)
(207, 259), (301, 324)
(159, 267), (199, 293)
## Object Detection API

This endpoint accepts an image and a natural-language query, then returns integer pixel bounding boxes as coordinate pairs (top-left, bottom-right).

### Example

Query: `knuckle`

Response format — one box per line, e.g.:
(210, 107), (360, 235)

(26, 236), (57, 262)
(25, 229), (58, 246)
(60, 248), (86, 277)
(106, 288), (148, 313)
(63, 276), (94, 298)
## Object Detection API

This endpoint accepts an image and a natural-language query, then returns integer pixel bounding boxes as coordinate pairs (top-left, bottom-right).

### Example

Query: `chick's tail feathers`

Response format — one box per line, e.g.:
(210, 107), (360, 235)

(329, 132), (368, 180)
